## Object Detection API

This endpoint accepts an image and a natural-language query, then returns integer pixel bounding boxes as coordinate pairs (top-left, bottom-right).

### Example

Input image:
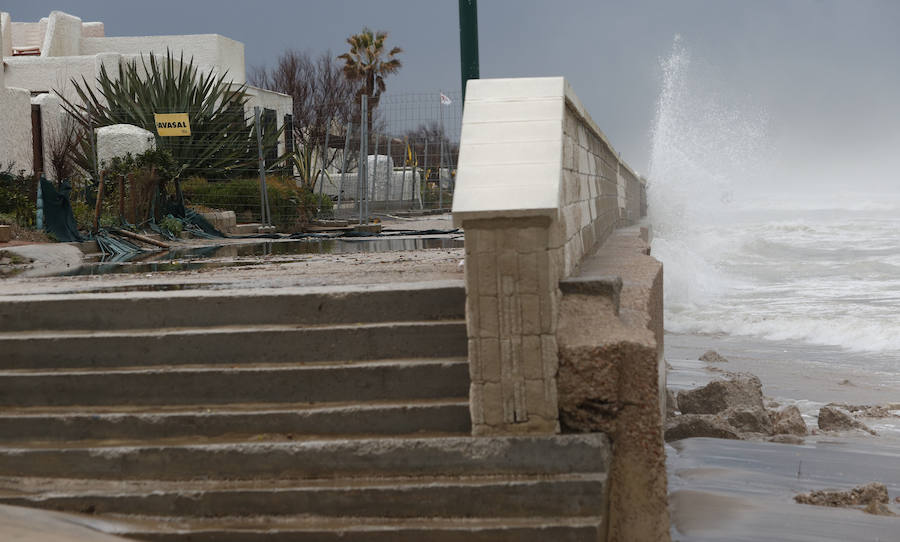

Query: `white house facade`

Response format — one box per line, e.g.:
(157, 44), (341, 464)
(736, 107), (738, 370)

(0, 10), (292, 177)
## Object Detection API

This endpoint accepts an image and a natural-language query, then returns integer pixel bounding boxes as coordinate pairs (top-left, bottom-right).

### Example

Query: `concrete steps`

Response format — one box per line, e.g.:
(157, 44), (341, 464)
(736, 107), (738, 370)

(0, 473), (606, 518)
(0, 321), (468, 369)
(0, 359), (469, 407)
(114, 516), (607, 542)
(0, 282), (465, 332)
(0, 281), (611, 541)
(0, 399), (471, 444)
(0, 433), (609, 480)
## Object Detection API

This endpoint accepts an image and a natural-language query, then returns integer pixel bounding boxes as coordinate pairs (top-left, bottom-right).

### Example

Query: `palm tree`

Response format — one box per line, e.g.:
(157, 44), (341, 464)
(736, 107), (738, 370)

(338, 27), (403, 132)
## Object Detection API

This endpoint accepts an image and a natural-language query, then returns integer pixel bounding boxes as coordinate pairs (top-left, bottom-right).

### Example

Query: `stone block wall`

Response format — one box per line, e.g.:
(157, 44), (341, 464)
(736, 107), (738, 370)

(464, 216), (560, 434)
(620, 164), (643, 225)
(453, 77), (650, 435)
(559, 102), (620, 278)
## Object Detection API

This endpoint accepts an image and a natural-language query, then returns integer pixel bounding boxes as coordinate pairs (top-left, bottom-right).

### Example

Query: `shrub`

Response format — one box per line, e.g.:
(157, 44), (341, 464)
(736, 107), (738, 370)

(160, 215), (183, 237)
(182, 177), (324, 230)
(0, 165), (35, 227)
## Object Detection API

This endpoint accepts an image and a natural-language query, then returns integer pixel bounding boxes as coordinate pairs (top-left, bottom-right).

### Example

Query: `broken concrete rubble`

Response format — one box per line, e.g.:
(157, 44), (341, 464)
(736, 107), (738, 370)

(676, 373), (765, 415)
(817, 406), (877, 435)
(665, 414), (740, 441)
(699, 350), (729, 363)
(772, 405), (808, 436)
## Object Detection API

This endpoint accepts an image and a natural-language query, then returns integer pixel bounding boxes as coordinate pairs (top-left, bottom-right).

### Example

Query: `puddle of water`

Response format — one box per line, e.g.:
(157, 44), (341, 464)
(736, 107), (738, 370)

(62, 237), (464, 277)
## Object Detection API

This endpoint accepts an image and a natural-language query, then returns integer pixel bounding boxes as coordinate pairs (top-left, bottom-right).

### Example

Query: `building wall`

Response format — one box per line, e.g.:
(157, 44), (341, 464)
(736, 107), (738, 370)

(82, 34), (246, 83)
(41, 11), (81, 57)
(4, 55), (98, 99)
(0, 22), (34, 174)
(10, 20), (46, 49)
(1, 13), (11, 58)
(0, 87), (35, 174)
(242, 85), (292, 156)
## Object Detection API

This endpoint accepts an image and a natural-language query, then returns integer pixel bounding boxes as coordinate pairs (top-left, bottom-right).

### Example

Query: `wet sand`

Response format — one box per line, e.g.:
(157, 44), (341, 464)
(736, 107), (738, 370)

(667, 332), (900, 540)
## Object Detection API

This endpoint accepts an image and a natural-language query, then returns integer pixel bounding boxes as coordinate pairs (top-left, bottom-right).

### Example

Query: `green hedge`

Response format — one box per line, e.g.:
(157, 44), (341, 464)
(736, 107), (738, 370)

(182, 177), (332, 229)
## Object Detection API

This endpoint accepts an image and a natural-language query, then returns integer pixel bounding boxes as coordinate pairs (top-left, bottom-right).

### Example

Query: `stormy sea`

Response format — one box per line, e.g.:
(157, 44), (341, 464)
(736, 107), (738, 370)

(652, 40), (900, 540)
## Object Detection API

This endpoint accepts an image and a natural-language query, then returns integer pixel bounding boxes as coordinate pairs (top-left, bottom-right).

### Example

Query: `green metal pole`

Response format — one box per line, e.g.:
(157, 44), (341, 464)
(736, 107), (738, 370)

(458, 0), (480, 103)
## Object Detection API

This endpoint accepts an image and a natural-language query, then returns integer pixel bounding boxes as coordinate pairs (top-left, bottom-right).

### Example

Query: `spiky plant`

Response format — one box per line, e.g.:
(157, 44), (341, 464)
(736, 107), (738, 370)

(59, 50), (281, 181)
(338, 28), (403, 132)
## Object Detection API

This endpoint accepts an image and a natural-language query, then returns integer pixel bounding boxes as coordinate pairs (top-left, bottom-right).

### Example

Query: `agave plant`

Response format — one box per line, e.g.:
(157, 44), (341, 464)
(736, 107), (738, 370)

(58, 50), (282, 181)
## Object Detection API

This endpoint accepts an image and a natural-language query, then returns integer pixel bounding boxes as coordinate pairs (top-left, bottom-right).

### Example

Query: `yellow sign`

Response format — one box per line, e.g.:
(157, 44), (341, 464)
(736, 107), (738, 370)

(154, 113), (191, 136)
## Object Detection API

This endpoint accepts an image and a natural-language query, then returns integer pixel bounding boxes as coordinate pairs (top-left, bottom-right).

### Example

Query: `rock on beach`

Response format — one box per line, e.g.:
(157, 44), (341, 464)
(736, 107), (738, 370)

(817, 406), (877, 435)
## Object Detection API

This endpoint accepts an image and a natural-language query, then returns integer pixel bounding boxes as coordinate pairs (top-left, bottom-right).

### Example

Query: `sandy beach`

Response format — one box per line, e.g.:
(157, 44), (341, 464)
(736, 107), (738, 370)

(666, 331), (900, 541)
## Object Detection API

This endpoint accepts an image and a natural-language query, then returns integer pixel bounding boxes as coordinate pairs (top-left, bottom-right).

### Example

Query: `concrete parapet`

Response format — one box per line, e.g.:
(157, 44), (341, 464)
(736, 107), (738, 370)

(453, 77), (646, 436)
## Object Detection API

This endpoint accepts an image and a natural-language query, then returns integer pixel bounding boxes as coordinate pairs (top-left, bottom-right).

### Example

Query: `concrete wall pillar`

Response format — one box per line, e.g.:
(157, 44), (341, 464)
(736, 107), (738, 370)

(464, 216), (561, 435)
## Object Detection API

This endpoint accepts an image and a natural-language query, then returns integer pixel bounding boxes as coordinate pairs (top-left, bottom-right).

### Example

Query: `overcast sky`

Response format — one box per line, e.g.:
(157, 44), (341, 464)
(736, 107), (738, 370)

(8, 1), (900, 190)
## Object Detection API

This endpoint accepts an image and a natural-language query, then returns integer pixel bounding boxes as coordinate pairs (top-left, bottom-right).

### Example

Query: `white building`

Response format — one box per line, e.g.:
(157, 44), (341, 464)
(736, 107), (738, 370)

(0, 10), (292, 177)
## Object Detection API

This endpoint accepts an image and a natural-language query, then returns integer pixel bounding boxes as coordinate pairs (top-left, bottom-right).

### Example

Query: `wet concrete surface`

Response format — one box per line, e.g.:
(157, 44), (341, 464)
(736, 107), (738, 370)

(62, 236), (464, 277)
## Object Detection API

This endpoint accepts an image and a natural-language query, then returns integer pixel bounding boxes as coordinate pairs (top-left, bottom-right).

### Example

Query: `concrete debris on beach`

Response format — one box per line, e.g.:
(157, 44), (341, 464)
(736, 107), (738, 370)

(666, 373), (807, 442)
(666, 351), (895, 443)
(698, 349), (729, 363)
(795, 483), (897, 516)
(827, 403), (900, 418)
(677, 373), (765, 415)
(818, 406), (877, 435)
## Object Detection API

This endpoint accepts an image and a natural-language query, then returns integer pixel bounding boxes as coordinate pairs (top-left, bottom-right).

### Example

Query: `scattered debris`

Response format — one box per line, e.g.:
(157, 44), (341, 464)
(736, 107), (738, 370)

(665, 414), (741, 442)
(795, 482), (893, 517)
(864, 501), (897, 516)
(769, 434), (805, 445)
(699, 350), (729, 363)
(828, 403), (899, 418)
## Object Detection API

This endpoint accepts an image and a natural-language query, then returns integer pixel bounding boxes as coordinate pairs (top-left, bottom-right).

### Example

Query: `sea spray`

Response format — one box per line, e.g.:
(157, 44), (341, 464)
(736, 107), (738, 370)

(647, 42), (900, 358)
(648, 36), (770, 310)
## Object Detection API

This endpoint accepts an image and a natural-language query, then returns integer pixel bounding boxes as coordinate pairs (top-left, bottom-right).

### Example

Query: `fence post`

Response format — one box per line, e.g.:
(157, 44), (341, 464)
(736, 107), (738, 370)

(401, 136), (409, 208)
(439, 92), (445, 210)
(337, 123), (351, 220)
(422, 139), (429, 209)
(254, 106), (271, 226)
(359, 95), (368, 225)
(372, 134), (379, 212)
(386, 136), (392, 209)
(317, 117), (331, 216)
(35, 176), (44, 231)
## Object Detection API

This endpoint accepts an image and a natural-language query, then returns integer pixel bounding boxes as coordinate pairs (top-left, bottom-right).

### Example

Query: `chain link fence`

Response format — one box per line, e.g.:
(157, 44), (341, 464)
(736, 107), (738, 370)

(38, 90), (463, 235)
(293, 91), (462, 224)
